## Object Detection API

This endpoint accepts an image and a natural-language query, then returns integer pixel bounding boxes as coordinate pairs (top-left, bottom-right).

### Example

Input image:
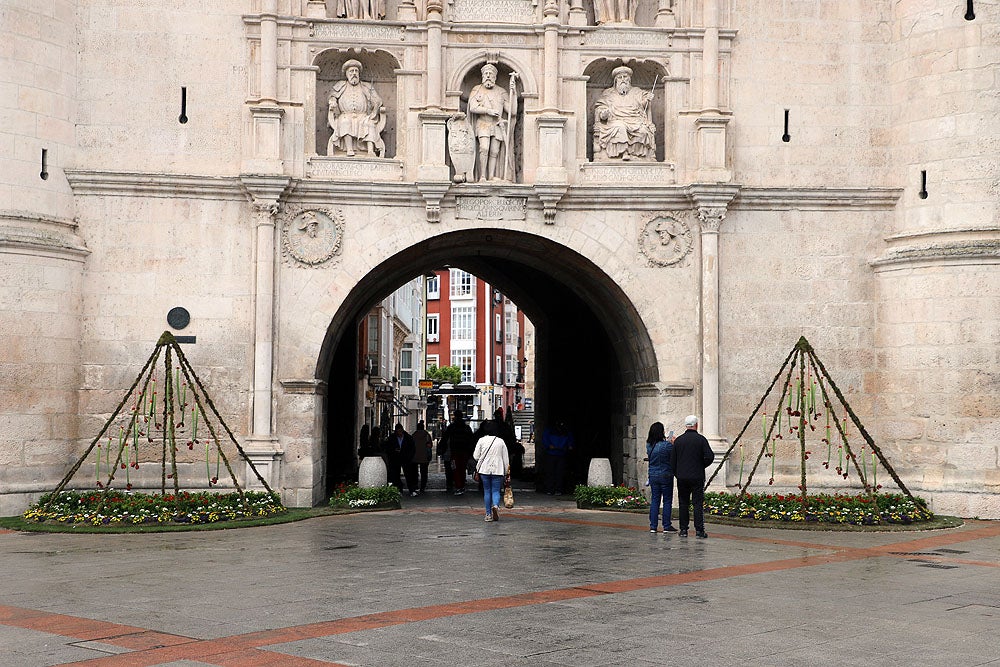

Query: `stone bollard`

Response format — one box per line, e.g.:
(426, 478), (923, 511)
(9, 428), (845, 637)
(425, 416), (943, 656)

(587, 457), (613, 486)
(358, 456), (387, 488)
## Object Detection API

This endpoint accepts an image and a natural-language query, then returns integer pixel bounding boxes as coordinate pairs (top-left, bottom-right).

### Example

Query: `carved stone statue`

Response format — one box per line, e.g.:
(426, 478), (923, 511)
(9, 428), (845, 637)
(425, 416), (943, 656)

(447, 112), (477, 183)
(594, 0), (637, 24)
(327, 60), (386, 157)
(593, 65), (656, 161)
(335, 0), (386, 20)
(468, 63), (515, 182)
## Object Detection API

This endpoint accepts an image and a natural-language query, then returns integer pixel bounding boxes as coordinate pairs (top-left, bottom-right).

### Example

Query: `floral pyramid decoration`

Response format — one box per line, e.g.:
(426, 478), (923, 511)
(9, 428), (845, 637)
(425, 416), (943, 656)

(38, 331), (281, 522)
(704, 336), (930, 524)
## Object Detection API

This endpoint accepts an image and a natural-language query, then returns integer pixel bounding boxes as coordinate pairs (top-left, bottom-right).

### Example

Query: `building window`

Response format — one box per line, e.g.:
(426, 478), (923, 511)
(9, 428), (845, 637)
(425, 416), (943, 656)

(495, 313), (502, 342)
(451, 305), (474, 341)
(426, 354), (439, 370)
(496, 355), (502, 379)
(505, 357), (518, 386)
(427, 314), (439, 342)
(449, 269), (474, 298)
(451, 350), (474, 383)
(426, 275), (440, 300)
(399, 346), (414, 386)
(366, 312), (380, 375)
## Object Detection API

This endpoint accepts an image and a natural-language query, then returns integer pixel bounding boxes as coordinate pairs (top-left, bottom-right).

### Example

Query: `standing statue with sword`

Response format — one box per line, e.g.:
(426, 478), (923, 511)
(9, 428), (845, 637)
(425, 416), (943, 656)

(468, 63), (516, 182)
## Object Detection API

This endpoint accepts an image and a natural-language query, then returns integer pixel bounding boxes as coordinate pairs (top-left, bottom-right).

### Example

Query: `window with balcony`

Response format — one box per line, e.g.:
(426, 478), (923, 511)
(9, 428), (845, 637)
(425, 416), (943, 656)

(451, 305), (474, 341)
(451, 350), (474, 383)
(426, 275), (440, 300)
(449, 269), (474, 298)
(426, 314), (440, 342)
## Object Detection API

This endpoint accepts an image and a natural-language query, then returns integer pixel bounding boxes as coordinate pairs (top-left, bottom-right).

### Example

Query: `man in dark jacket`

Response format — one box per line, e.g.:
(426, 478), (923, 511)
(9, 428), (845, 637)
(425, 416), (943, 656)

(669, 415), (715, 538)
(440, 411), (475, 495)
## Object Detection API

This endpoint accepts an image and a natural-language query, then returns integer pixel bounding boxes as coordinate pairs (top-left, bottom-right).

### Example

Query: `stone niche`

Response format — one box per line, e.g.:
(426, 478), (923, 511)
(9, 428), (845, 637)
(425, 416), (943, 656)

(584, 58), (668, 163)
(449, 61), (524, 184)
(584, 0), (661, 27)
(314, 49), (400, 159)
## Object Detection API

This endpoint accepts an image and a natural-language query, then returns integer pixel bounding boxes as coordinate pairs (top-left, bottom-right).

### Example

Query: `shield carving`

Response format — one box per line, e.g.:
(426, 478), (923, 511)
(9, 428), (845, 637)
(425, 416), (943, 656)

(447, 112), (476, 183)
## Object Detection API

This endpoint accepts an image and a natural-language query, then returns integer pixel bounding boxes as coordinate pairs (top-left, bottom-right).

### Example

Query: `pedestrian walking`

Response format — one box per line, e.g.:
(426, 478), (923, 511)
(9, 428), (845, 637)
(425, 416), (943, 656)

(472, 420), (510, 522)
(440, 411), (475, 495)
(411, 420), (432, 493)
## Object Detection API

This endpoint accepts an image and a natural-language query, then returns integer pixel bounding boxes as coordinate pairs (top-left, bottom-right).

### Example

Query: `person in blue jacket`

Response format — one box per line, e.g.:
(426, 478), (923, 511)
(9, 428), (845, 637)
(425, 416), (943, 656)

(646, 421), (676, 533)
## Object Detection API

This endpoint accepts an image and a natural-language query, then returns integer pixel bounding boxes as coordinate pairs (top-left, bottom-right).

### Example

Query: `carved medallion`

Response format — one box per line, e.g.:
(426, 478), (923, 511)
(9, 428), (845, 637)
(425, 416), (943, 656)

(281, 208), (345, 267)
(639, 215), (692, 266)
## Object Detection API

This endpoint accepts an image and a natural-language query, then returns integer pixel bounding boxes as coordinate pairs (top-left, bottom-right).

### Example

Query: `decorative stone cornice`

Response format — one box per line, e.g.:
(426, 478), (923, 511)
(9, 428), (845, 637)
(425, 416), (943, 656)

(733, 187), (902, 211)
(279, 379), (328, 395)
(634, 382), (695, 398)
(64, 170), (245, 200)
(0, 211), (89, 262)
(871, 240), (1000, 271)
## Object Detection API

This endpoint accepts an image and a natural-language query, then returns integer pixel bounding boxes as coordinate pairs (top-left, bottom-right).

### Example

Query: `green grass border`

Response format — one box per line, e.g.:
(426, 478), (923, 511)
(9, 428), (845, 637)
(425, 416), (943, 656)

(0, 503), (400, 534)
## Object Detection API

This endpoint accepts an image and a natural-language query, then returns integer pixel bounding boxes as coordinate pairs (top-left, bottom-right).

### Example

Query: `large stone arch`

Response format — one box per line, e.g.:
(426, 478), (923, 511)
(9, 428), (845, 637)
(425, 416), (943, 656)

(308, 228), (660, 498)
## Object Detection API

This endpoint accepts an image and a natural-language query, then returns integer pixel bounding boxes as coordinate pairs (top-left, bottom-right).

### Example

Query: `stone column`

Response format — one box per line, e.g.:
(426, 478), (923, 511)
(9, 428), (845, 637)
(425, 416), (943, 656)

(426, 0), (444, 108)
(260, 0), (278, 104)
(697, 205), (724, 443)
(245, 0), (284, 173)
(690, 184), (738, 489)
(542, 0), (559, 111)
(240, 175), (290, 490)
(251, 198), (278, 439)
(694, 0), (730, 182)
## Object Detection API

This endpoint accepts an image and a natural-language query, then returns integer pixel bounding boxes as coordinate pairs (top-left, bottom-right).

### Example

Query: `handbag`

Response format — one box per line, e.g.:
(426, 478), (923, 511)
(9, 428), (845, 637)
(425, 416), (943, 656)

(503, 483), (514, 509)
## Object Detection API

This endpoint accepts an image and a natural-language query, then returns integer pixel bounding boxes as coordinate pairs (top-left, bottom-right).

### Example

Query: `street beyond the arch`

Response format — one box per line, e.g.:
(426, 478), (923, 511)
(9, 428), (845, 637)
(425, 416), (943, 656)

(2, 488), (999, 667)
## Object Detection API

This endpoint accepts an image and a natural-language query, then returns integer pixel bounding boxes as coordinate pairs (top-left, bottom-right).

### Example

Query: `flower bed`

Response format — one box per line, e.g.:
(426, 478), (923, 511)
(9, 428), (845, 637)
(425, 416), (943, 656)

(329, 483), (401, 510)
(23, 490), (286, 526)
(574, 484), (649, 510)
(704, 491), (933, 525)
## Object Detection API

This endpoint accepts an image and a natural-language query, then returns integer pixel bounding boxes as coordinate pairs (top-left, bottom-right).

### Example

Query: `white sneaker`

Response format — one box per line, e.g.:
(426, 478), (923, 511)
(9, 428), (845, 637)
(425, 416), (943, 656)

(484, 515), (494, 522)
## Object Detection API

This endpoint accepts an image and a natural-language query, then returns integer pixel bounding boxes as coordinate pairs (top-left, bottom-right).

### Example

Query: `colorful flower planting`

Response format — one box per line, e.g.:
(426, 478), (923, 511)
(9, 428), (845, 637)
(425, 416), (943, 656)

(23, 490), (285, 526)
(574, 484), (649, 510)
(704, 491), (933, 525)
(328, 483), (401, 509)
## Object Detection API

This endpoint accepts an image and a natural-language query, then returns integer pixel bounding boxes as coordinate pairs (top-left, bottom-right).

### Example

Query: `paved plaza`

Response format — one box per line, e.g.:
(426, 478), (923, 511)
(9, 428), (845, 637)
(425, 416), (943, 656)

(2, 487), (999, 667)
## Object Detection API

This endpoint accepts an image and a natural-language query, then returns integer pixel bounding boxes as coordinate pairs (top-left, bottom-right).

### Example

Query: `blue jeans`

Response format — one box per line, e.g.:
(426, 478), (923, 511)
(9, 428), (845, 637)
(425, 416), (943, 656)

(649, 477), (674, 530)
(481, 474), (505, 517)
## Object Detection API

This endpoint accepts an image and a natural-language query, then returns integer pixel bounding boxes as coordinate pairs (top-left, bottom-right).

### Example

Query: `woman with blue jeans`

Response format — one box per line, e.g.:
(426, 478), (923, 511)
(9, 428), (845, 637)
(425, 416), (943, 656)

(472, 420), (510, 522)
(646, 421), (676, 533)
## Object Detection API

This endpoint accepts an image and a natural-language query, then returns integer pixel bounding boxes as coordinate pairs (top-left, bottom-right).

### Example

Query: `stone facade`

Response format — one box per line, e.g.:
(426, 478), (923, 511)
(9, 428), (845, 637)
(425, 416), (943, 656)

(1, 0), (997, 517)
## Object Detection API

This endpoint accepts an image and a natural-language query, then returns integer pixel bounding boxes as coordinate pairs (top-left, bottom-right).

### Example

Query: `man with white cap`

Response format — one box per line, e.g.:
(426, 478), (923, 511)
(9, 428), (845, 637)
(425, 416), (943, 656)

(669, 415), (715, 538)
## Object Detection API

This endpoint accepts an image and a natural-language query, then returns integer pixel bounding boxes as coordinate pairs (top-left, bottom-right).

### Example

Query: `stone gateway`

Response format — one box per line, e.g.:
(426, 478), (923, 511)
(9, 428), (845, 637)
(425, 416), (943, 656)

(1, 2), (997, 519)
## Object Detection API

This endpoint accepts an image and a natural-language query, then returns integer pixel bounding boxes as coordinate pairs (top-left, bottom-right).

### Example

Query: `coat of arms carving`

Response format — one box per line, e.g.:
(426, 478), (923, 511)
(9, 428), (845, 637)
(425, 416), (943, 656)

(281, 208), (345, 267)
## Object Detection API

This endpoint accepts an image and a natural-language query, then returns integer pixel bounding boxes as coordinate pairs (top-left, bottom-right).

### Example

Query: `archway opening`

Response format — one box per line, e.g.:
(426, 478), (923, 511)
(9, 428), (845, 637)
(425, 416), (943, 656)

(318, 230), (657, 498)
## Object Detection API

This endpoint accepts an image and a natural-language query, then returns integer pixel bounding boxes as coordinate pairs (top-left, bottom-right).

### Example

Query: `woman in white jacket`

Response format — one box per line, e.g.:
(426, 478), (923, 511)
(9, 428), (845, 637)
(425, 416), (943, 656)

(472, 420), (510, 522)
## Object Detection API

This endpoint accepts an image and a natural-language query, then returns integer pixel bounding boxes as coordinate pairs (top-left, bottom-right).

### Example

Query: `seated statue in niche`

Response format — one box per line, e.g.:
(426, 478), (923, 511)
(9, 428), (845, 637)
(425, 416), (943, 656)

(594, 0), (637, 24)
(335, 0), (385, 20)
(327, 59), (386, 157)
(593, 65), (656, 161)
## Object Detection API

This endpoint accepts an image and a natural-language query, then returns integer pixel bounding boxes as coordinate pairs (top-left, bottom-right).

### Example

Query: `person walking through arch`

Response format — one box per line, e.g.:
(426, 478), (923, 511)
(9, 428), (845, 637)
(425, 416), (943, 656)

(472, 420), (510, 522)
(440, 411), (475, 495)
(646, 421), (676, 533)
(669, 415), (715, 538)
(411, 420), (432, 493)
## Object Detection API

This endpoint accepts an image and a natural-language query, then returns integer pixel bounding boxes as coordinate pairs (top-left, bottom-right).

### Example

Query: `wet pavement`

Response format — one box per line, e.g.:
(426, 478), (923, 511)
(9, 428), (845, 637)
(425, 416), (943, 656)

(2, 481), (1000, 667)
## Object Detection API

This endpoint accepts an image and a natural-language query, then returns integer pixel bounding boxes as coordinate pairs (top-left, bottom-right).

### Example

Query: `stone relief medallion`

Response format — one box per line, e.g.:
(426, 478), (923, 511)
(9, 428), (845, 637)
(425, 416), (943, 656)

(639, 215), (692, 267)
(281, 208), (345, 267)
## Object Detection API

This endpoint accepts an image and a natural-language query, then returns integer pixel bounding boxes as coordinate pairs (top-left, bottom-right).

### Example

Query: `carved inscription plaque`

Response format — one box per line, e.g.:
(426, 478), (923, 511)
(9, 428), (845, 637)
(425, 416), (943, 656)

(580, 163), (676, 184)
(310, 22), (405, 42)
(456, 195), (528, 221)
(451, 0), (535, 23)
(307, 157), (403, 182)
